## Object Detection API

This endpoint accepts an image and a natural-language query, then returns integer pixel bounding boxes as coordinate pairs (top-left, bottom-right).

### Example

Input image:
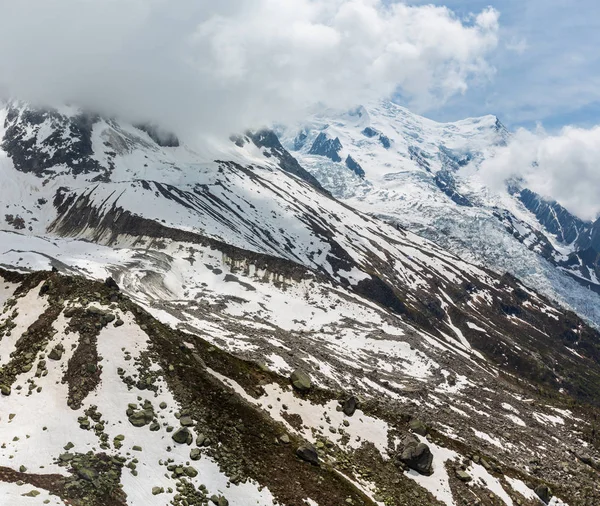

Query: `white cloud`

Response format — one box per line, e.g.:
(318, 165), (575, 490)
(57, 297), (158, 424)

(0, 0), (499, 137)
(505, 37), (528, 54)
(480, 125), (600, 221)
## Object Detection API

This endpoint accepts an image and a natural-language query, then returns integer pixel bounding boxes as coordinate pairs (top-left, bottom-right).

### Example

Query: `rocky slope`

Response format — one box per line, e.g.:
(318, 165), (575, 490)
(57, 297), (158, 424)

(0, 267), (595, 506)
(277, 100), (600, 327)
(0, 100), (599, 505)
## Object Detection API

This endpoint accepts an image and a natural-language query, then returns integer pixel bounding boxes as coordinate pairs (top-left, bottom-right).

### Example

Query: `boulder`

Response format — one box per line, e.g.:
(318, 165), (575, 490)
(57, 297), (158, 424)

(455, 470), (472, 482)
(105, 277), (120, 291)
(76, 466), (99, 482)
(22, 490), (40, 497)
(290, 369), (311, 393)
(535, 485), (552, 504)
(63, 307), (77, 318)
(48, 346), (64, 361)
(210, 496), (229, 506)
(128, 409), (154, 427)
(409, 419), (428, 437)
(0, 384), (11, 396)
(172, 427), (192, 445)
(342, 396), (359, 416)
(39, 281), (51, 295)
(296, 443), (319, 465)
(184, 466), (198, 477)
(398, 435), (433, 475)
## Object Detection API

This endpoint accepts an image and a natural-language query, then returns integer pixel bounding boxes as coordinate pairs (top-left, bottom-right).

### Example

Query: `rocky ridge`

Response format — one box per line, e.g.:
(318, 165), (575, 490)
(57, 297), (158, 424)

(0, 269), (597, 505)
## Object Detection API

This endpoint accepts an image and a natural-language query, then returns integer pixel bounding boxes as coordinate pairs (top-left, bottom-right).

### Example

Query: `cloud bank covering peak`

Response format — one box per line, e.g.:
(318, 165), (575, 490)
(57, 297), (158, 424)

(0, 0), (499, 137)
(481, 126), (600, 222)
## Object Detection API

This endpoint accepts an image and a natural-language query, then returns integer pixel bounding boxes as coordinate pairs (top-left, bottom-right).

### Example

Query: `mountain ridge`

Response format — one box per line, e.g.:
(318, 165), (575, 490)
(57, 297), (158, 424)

(277, 99), (600, 327)
(0, 99), (599, 505)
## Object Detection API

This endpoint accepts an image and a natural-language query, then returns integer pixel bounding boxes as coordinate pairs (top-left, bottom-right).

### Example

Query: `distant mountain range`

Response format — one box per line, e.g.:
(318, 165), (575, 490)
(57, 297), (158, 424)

(277, 100), (600, 327)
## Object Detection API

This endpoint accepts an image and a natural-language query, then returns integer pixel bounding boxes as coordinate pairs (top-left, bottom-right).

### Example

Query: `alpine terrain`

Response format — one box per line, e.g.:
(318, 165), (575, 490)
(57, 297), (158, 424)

(0, 99), (599, 506)
(278, 101), (600, 328)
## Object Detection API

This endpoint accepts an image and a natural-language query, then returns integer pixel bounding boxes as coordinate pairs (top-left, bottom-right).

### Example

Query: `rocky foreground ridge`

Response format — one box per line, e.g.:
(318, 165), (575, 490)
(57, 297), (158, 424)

(0, 269), (598, 505)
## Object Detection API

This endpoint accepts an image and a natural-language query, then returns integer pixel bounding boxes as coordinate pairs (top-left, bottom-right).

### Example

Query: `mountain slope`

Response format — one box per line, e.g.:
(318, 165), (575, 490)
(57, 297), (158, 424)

(0, 263), (591, 506)
(0, 100), (599, 505)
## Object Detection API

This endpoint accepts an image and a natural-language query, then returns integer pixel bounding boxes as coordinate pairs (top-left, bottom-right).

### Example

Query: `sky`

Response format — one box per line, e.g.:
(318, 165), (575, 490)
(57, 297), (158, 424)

(0, 0), (598, 220)
(408, 0), (600, 131)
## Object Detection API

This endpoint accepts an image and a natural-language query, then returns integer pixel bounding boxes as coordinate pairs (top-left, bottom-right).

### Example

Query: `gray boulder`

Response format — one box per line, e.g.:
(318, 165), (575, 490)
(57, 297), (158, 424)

(455, 470), (472, 482)
(128, 409), (154, 427)
(290, 369), (311, 392)
(296, 443), (319, 465)
(48, 346), (64, 361)
(342, 396), (358, 416)
(409, 419), (428, 437)
(172, 427), (192, 445)
(535, 485), (553, 504)
(398, 435), (433, 475)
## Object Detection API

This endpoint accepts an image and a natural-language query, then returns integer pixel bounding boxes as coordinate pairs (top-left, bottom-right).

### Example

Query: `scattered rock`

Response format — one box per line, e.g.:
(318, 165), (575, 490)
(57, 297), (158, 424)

(172, 427), (192, 445)
(105, 277), (120, 291)
(296, 443), (319, 465)
(397, 435), (433, 475)
(535, 485), (553, 504)
(455, 470), (472, 482)
(48, 346), (64, 361)
(290, 369), (311, 393)
(342, 396), (359, 416)
(409, 419), (428, 437)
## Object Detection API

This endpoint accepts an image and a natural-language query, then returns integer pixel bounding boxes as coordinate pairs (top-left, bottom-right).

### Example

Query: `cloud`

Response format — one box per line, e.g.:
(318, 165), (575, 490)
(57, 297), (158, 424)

(0, 0), (499, 137)
(480, 125), (600, 221)
(505, 37), (528, 54)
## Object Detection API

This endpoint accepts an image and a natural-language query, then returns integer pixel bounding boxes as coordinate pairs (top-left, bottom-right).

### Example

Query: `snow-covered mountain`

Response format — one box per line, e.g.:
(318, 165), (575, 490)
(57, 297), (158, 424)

(278, 100), (600, 328)
(0, 100), (599, 505)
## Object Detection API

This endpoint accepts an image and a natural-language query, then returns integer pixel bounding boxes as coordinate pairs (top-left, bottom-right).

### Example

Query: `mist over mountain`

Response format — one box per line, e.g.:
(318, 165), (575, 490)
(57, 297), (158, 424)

(0, 1), (499, 138)
(0, 2), (600, 506)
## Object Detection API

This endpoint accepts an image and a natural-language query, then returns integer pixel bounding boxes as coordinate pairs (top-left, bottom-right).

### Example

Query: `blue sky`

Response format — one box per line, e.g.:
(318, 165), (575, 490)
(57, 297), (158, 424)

(405, 0), (600, 131)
